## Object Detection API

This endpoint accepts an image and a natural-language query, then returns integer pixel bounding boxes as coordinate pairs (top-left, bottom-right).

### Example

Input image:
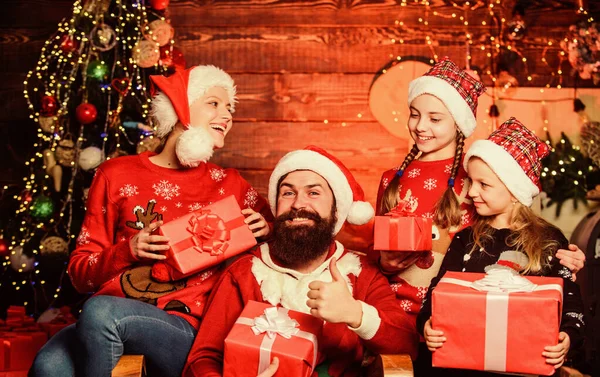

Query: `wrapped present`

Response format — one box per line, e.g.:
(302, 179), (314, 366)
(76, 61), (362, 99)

(37, 306), (76, 338)
(224, 301), (322, 377)
(431, 271), (563, 376)
(0, 331), (47, 371)
(158, 195), (257, 281)
(373, 205), (432, 252)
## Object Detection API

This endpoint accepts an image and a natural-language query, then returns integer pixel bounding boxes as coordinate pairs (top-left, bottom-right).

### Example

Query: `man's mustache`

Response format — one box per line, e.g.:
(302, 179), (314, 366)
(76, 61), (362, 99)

(277, 208), (322, 223)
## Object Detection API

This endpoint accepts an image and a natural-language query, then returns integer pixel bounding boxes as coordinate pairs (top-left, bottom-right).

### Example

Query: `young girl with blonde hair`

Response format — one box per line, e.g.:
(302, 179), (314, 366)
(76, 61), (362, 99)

(418, 118), (585, 376)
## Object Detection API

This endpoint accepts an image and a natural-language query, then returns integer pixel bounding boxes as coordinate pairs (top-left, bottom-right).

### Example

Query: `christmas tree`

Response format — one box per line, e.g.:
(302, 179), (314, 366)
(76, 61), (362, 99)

(0, 0), (185, 317)
(540, 131), (598, 217)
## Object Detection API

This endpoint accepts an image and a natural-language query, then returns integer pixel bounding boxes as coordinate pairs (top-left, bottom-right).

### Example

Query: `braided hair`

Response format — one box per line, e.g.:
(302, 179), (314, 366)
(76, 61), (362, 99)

(379, 131), (466, 230)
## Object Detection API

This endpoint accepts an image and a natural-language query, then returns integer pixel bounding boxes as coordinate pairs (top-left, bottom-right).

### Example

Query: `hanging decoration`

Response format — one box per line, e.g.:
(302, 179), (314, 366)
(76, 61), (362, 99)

(133, 40), (160, 68)
(76, 103), (98, 124)
(90, 23), (117, 52)
(40, 236), (69, 258)
(0, 237), (8, 258)
(78, 146), (104, 171)
(146, 19), (174, 47)
(581, 121), (600, 168)
(9, 245), (35, 273)
(55, 138), (76, 167)
(561, 19), (600, 83)
(29, 195), (55, 221)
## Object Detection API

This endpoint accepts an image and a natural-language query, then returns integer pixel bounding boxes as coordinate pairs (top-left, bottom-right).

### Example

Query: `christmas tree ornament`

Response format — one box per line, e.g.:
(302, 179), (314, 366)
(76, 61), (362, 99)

(0, 237), (8, 258)
(21, 190), (33, 204)
(111, 78), (131, 96)
(59, 35), (78, 53)
(90, 23), (117, 52)
(581, 121), (600, 168)
(78, 146), (104, 171)
(38, 116), (57, 133)
(561, 20), (600, 82)
(9, 245), (35, 273)
(40, 236), (69, 258)
(505, 19), (527, 41)
(146, 19), (174, 47)
(83, 0), (111, 13)
(132, 40), (160, 68)
(149, 0), (169, 10)
(30, 195), (55, 221)
(55, 138), (76, 167)
(87, 60), (109, 81)
(76, 103), (98, 124)
(136, 135), (161, 154)
(40, 95), (58, 117)
(43, 149), (63, 192)
(159, 46), (186, 72)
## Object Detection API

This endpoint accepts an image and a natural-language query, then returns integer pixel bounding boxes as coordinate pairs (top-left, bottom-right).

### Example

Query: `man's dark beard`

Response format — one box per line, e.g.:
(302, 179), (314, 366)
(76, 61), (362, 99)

(270, 208), (336, 269)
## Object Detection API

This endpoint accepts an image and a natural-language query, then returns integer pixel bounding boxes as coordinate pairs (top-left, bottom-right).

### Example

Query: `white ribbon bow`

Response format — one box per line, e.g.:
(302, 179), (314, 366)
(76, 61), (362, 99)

(471, 267), (537, 293)
(251, 307), (300, 339)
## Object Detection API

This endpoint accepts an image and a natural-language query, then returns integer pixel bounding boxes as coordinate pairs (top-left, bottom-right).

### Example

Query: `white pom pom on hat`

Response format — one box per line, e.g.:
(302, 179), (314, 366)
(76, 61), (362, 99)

(268, 145), (375, 235)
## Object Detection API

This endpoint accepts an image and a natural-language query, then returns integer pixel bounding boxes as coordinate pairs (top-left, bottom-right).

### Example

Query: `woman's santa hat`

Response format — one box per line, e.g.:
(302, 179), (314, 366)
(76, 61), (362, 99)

(408, 57), (485, 137)
(464, 117), (550, 206)
(268, 146), (375, 235)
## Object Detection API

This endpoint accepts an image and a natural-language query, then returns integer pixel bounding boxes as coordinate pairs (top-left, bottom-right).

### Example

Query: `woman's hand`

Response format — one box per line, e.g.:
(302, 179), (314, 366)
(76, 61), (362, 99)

(424, 319), (446, 352)
(242, 208), (270, 238)
(257, 357), (279, 377)
(129, 221), (169, 260)
(543, 332), (570, 369)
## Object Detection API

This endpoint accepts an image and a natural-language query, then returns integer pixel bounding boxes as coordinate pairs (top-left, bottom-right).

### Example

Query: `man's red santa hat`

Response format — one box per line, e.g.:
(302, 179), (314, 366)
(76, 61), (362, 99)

(149, 65), (236, 165)
(268, 146), (375, 235)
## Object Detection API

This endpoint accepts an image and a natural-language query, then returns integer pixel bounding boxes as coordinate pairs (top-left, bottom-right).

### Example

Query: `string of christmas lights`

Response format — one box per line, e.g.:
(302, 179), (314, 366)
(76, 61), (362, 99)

(1, 0), (184, 316)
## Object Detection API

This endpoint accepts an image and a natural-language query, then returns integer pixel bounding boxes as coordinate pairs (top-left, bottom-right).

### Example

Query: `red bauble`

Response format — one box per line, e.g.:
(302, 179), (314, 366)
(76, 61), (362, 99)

(149, 0), (169, 10)
(60, 35), (77, 53)
(0, 237), (8, 258)
(159, 46), (186, 72)
(76, 103), (97, 124)
(41, 95), (58, 117)
(22, 190), (33, 203)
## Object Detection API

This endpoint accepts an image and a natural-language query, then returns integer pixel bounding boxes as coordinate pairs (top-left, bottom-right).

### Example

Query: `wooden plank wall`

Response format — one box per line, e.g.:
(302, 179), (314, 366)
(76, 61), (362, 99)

(1, 0), (599, 207)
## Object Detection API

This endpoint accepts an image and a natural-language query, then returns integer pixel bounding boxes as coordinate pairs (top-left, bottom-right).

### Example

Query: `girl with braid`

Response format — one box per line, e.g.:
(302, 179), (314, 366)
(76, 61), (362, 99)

(373, 58), (586, 376)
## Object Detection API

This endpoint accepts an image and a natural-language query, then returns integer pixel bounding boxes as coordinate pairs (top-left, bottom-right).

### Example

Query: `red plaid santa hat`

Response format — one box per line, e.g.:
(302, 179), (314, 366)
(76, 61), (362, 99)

(268, 146), (374, 235)
(464, 117), (550, 206)
(150, 65), (236, 138)
(408, 57), (485, 137)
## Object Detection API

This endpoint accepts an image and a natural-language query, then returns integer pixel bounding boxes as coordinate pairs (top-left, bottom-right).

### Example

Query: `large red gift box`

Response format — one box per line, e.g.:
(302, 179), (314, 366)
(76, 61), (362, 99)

(159, 195), (257, 280)
(224, 301), (322, 377)
(373, 211), (432, 252)
(431, 271), (563, 376)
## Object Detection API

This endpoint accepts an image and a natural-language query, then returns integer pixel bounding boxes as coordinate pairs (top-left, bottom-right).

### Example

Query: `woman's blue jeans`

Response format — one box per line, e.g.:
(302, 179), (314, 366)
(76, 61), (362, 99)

(29, 295), (197, 377)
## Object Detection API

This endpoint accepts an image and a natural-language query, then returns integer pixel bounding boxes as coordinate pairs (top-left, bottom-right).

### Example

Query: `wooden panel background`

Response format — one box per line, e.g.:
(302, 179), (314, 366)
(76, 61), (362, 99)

(1, 0), (600, 207)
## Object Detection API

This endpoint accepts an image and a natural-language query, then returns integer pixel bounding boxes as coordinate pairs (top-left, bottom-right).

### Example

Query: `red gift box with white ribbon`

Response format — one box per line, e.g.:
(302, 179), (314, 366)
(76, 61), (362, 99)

(224, 301), (322, 377)
(431, 271), (563, 376)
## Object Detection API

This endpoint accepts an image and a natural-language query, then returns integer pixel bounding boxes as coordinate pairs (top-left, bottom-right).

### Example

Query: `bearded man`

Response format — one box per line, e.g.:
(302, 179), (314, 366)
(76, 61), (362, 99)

(184, 146), (418, 377)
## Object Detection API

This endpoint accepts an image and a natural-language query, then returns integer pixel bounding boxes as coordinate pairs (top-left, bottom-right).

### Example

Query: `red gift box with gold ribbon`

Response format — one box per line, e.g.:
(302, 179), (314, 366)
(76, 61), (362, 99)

(431, 271), (563, 376)
(159, 195), (257, 281)
(224, 301), (322, 377)
(373, 205), (432, 252)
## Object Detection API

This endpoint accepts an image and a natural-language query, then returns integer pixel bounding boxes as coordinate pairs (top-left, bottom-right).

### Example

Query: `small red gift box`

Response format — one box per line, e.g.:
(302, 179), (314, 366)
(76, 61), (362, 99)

(158, 195), (257, 280)
(431, 271), (563, 376)
(373, 207), (432, 251)
(0, 331), (47, 371)
(224, 301), (322, 377)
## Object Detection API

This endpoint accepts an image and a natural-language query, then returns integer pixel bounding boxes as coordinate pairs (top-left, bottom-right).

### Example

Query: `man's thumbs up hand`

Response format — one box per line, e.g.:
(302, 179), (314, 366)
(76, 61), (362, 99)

(307, 257), (363, 328)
